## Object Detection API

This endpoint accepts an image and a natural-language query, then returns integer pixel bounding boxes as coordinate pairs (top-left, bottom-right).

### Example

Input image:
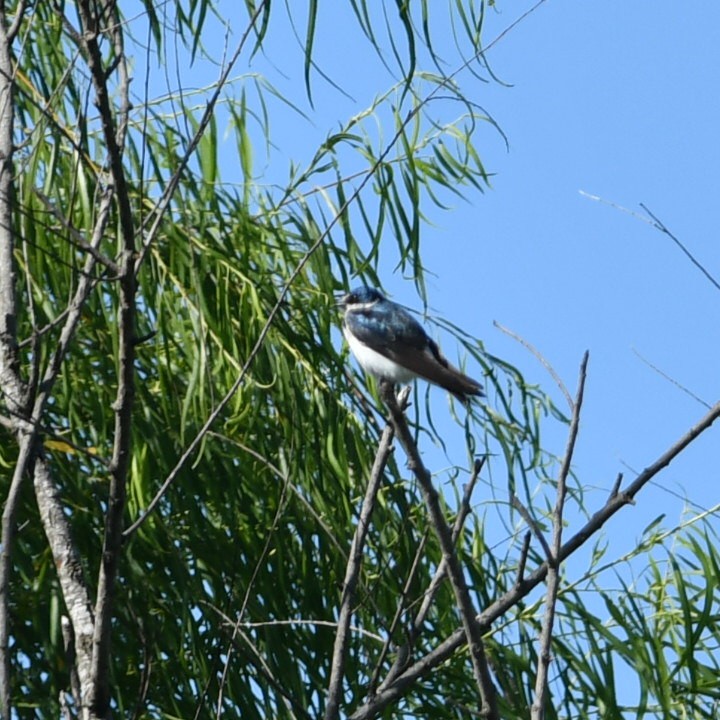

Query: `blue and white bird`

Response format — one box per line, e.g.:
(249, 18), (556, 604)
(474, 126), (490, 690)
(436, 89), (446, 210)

(338, 286), (483, 403)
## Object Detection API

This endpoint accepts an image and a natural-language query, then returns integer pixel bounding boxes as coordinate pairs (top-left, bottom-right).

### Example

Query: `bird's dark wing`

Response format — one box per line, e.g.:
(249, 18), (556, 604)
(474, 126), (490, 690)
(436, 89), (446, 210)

(386, 338), (483, 402)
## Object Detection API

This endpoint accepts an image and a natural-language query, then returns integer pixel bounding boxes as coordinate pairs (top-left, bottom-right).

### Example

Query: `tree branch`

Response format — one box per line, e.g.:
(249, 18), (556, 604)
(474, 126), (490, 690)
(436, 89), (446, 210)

(380, 383), (499, 720)
(0, 7), (27, 712)
(74, 1), (136, 714)
(351, 397), (720, 720)
(379, 457), (486, 692)
(324, 387), (409, 720)
(531, 351), (588, 719)
(34, 456), (96, 713)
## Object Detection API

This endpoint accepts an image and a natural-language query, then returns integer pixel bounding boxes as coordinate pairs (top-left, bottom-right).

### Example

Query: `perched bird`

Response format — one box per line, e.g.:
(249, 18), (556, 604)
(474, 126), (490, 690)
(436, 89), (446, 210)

(338, 286), (483, 403)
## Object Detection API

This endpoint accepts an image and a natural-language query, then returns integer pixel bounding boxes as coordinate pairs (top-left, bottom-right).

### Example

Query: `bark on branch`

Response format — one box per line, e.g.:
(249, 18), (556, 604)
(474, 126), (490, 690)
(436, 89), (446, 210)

(380, 383), (499, 720)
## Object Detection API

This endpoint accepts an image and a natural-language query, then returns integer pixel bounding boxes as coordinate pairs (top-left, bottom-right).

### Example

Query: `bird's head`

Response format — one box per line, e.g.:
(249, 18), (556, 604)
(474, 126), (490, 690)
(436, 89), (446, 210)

(337, 286), (385, 310)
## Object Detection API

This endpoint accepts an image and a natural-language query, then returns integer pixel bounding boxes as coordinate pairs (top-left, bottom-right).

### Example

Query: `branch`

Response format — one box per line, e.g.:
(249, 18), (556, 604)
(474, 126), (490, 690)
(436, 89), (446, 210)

(324, 387), (409, 720)
(580, 192), (720, 294)
(0, 7), (29, 711)
(74, 1), (137, 713)
(379, 457), (486, 691)
(33, 457), (96, 710)
(380, 383), (498, 720)
(350, 398), (720, 720)
(531, 352), (588, 719)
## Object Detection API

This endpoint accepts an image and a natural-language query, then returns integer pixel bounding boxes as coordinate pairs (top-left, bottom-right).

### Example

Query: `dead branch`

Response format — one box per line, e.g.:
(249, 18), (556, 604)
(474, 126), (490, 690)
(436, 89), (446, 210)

(380, 382), (499, 720)
(531, 352), (588, 719)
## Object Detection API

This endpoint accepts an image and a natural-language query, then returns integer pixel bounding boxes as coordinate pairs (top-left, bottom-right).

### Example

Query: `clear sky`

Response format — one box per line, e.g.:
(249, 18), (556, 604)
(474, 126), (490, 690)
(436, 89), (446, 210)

(145, 0), (719, 662)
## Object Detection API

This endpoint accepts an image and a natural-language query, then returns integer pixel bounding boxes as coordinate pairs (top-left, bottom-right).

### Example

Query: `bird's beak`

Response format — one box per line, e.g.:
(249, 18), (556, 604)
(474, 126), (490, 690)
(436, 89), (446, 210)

(335, 293), (349, 308)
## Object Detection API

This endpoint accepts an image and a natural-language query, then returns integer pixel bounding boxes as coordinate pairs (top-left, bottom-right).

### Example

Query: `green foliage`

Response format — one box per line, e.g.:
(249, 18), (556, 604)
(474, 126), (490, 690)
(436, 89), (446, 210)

(1, 1), (716, 719)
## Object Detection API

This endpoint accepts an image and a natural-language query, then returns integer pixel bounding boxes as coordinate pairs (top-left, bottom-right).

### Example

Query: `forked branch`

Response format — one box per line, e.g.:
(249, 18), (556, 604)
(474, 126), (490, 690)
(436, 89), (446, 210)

(531, 351), (588, 719)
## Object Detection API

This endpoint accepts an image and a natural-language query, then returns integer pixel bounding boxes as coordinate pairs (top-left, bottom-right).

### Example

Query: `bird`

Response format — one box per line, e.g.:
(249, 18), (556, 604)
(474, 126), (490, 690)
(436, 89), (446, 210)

(338, 286), (483, 403)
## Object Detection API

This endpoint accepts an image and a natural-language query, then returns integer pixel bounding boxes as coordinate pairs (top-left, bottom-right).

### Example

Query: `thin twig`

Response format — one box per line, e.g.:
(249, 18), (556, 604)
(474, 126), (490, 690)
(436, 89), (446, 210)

(324, 387), (409, 720)
(640, 203), (720, 293)
(531, 351), (588, 720)
(580, 192), (720, 294)
(380, 382), (499, 720)
(352, 398), (720, 720)
(511, 494), (552, 562)
(632, 347), (711, 409)
(516, 532), (532, 587)
(494, 322), (572, 410)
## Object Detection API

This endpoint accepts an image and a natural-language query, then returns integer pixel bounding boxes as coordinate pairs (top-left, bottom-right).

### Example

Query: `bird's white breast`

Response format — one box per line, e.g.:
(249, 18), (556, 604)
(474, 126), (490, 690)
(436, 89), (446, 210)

(344, 327), (416, 383)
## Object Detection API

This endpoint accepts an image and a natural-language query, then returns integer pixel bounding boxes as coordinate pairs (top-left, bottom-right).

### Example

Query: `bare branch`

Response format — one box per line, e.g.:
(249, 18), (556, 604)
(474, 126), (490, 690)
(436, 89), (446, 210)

(515, 532), (532, 587)
(580, 192), (720, 293)
(494, 322), (572, 410)
(380, 382), (498, 719)
(70, 3), (137, 712)
(640, 203), (720, 293)
(531, 351), (588, 719)
(511, 494), (552, 562)
(379, 456), (486, 691)
(609, 472), (623, 500)
(351, 398), (720, 720)
(632, 347), (712, 409)
(324, 387), (409, 720)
